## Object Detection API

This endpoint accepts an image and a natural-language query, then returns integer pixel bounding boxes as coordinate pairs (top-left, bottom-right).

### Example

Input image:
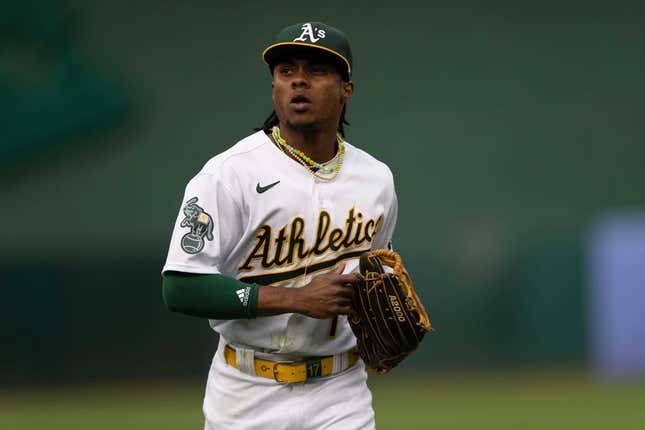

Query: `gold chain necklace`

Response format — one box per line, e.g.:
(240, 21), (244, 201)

(271, 126), (345, 181)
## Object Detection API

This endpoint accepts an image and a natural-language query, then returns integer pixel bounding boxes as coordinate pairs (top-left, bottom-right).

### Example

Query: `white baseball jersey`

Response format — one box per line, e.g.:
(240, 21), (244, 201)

(163, 130), (397, 358)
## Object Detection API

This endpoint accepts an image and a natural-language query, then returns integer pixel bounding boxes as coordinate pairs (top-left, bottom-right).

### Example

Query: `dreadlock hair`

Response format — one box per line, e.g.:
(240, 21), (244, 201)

(254, 105), (350, 138)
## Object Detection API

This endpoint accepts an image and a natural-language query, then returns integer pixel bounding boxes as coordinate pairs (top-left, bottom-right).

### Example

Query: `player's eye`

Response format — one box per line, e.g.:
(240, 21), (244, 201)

(309, 64), (327, 74)
(277, 65), (294, 75)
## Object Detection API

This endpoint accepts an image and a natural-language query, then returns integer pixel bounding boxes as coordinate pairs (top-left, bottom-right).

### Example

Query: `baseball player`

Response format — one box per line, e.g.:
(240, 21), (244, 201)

(162, 21), (397, 430)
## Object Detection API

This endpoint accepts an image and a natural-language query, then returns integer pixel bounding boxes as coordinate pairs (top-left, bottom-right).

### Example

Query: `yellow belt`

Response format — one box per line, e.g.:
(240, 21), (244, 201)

(224, 345), (358, 383)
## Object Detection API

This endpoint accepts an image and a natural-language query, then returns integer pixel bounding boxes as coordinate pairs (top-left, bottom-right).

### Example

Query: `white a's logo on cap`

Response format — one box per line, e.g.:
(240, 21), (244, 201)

(293, 23), (326, 43)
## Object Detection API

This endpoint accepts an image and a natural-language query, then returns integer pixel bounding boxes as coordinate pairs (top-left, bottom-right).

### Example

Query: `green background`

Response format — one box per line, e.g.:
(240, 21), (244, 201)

(1, 0), (644, 427)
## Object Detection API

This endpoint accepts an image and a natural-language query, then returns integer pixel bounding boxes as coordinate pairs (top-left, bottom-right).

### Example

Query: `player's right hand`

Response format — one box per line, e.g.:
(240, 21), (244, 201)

(293, 262), (361, 319)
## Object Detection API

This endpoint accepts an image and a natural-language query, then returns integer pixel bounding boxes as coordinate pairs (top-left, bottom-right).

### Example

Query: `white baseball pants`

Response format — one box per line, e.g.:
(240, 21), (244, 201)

(202, 345), (375, 430)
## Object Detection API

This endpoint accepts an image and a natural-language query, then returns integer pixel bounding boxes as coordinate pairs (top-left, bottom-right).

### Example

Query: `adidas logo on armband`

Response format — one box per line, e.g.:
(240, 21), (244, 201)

(236, 288), (250, 306)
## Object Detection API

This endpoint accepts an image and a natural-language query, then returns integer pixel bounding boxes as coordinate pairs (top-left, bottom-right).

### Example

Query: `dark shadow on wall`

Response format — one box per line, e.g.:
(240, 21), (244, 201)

(0, 256), (216, 387)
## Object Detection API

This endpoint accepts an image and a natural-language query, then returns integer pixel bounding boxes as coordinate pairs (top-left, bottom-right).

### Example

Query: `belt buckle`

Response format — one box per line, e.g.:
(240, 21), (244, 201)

(272, 360), (300, 383)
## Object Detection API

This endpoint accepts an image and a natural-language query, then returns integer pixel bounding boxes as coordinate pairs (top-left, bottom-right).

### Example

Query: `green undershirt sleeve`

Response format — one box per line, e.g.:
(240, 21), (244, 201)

(162, 271), (259, 319)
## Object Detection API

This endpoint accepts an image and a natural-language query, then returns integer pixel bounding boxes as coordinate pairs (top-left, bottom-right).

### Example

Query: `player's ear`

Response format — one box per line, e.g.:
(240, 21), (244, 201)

(341, 81), (354, 102)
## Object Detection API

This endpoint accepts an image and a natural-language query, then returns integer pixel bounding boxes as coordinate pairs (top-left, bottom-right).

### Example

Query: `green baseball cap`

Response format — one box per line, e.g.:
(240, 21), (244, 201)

(262, 22), (353, 78)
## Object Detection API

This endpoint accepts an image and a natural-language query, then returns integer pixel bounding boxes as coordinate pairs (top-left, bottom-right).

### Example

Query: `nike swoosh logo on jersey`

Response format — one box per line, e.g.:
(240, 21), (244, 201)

(256, 180), (280, 193)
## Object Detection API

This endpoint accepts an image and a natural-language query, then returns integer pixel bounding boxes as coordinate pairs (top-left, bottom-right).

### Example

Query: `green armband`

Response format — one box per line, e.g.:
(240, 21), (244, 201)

(162, 272), (259, 319)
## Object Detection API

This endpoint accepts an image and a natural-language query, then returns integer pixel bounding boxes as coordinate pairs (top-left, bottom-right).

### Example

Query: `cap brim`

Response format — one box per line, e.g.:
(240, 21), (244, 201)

(262, 42), (351, 75)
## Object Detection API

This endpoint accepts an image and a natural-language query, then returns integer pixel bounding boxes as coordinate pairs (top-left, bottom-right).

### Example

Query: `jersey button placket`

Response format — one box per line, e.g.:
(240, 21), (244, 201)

(283, 176), (316, 355)
(303, 176), (319, 285)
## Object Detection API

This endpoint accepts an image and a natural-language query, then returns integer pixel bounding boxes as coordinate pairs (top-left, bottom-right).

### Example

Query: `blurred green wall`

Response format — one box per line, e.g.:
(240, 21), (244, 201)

(1, 0), (643, 383)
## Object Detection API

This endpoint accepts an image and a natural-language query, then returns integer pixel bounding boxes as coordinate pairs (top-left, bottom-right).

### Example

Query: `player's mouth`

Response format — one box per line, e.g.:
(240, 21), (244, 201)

(289, 94), (312, 111)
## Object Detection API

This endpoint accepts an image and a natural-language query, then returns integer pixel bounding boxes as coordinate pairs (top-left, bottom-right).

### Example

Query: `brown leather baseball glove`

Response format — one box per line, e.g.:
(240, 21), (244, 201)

(349, 249), (433, 374)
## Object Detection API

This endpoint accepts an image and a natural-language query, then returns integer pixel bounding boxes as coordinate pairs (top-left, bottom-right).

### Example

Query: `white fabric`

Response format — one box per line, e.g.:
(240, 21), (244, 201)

(204, 341), (375, 430)
(332, 350), (347, 374)
(235, 347), (257, 376)
(163, 130), (398, 358)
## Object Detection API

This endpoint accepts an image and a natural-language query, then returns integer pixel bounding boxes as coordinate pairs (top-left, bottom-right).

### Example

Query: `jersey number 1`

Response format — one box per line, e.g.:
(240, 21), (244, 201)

(327, 316), (339, 338)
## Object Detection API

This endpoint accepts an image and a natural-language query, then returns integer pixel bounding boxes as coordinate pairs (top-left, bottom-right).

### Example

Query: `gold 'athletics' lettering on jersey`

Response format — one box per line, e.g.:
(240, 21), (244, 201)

(238, 207), (382, 272)
(239, 248), (370, 286)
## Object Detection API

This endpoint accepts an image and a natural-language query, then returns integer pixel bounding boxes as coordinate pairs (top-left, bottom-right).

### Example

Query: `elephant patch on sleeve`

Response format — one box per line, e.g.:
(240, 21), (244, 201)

(179, 197), (214, 254)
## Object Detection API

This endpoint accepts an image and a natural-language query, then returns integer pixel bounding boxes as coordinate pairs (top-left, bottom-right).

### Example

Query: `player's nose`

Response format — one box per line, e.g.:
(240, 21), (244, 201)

(290, 69), (310, 88)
